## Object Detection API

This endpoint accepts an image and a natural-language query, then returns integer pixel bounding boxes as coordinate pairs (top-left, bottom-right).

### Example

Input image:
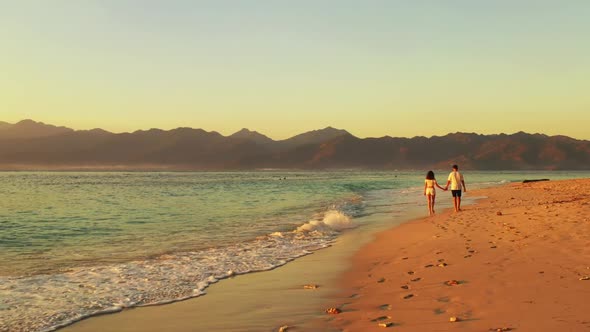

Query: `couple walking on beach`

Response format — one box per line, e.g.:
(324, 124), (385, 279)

(424, 164), (467, 216)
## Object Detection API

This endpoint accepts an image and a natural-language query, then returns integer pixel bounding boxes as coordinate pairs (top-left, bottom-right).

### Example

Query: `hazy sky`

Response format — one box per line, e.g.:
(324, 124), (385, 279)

(1, 1), (589, 139)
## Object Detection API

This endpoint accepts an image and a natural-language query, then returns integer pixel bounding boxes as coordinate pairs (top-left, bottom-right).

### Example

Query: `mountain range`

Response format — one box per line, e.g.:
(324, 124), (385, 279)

(0, 119), (589, 170)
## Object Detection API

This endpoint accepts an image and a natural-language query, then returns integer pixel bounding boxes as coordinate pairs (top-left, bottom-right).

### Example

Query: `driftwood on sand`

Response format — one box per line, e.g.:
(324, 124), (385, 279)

(522, 179), (549, 183)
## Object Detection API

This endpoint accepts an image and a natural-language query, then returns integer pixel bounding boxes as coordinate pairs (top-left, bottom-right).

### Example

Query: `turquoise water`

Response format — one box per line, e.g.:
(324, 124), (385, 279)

(0, 171), (402, 276)
(1, 170), (588, 332)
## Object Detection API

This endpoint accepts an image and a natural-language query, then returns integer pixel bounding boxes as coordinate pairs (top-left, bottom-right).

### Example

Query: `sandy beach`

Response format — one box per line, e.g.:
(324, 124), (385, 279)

(328, 179), (590, 331)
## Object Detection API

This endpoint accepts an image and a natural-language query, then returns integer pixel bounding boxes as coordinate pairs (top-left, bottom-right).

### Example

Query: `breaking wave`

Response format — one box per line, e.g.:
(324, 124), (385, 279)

(297, 210), (355, 233)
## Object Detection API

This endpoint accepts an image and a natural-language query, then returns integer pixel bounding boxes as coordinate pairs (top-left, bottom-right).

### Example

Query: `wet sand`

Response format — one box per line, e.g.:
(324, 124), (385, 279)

(59, 236), (350, 332)
(328, 179), (590, 331)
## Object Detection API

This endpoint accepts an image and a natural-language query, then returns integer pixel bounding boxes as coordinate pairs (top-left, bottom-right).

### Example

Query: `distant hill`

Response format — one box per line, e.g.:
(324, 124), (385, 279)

(229, 128), (274, 146)
(0, 119), (73, 140)
(278, 126), (353, 149)
(0, 120), (589, 170)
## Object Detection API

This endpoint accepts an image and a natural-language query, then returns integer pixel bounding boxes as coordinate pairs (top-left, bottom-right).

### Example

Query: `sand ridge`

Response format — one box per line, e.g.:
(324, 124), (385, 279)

(328, 179), (590, 331)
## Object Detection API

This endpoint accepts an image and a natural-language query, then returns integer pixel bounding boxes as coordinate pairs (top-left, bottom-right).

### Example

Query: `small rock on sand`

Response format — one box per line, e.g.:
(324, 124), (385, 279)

(378, 322), (393, 328)
(449, 316), (459, 322)
(325, 308), (341, 314)
(444, 280), (460, 286)
(278, 325), (289, 332)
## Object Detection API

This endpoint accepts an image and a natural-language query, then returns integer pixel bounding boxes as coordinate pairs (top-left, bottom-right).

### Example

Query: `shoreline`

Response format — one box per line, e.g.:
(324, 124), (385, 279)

(327, 178), (590, 331)
(59, 207), (424, 332)
(49, 179), (479, 332)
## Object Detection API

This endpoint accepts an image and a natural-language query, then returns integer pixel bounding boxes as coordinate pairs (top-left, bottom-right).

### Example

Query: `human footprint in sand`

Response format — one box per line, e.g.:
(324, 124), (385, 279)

(445, 164), (467, 212)
(424, 171), (446, 216)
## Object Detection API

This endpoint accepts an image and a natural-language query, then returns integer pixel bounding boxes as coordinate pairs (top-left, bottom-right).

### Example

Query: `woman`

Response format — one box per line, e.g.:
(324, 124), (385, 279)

(424, 170), (446, 216)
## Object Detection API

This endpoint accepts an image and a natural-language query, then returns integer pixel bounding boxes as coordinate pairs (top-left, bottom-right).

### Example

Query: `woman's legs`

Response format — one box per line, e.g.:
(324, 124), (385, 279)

(427, 194), (434, 216)
(432, 195), (436, 214)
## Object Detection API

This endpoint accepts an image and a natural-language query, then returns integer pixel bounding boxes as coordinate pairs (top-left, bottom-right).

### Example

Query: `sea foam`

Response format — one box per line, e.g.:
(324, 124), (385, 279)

(296, 210), (355, 233)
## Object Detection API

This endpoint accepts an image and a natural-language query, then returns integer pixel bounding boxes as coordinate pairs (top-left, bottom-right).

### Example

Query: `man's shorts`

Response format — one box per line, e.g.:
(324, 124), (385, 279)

(451, 190), (462, 198)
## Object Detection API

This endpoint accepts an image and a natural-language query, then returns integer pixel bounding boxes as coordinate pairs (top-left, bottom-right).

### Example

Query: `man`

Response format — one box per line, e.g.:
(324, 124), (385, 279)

(445, 164), (467, 212)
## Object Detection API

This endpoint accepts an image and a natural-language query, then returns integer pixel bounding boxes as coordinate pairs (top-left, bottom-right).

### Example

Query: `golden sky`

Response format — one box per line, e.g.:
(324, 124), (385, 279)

(1, 1), (589, 139)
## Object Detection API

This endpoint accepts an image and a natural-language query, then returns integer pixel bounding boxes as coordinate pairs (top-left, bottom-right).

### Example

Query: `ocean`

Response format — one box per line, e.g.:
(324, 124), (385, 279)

(1, 170), (589, 332)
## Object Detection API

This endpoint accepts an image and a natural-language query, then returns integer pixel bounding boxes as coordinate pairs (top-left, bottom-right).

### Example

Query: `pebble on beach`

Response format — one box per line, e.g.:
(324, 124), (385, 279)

(444, 280), (460, 286)
(325, 307), (341, 314)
